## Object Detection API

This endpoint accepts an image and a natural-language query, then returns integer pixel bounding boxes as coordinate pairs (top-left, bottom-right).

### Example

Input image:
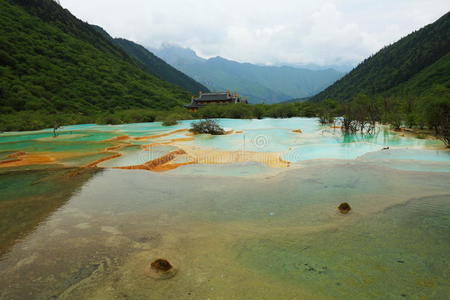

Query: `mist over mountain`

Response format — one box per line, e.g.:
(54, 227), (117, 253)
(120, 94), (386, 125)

(280, 63), (354, 73)
(151, 45), (344, 104)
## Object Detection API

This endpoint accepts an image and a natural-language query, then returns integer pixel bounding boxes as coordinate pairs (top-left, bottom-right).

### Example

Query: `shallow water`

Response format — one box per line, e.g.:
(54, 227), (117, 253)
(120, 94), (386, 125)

(0, 118), (449, 299)
(1, 118), (448, 170)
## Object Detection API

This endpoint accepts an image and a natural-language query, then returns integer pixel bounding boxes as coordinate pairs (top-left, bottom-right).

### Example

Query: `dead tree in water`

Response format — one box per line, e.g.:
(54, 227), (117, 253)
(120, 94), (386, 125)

(53, 123), (60, 137)
(318, 99), (338, 126)
(319, 113), (335, 125)
(341, 94), (380, 135)
(341, 115), (377, 134)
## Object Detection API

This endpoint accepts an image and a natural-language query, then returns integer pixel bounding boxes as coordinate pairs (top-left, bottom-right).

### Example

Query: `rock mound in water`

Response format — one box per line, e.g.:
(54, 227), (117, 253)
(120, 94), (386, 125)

(151, 259), (172, 271)
(146, 258), (177, 279)
(338, 202), (352, 214)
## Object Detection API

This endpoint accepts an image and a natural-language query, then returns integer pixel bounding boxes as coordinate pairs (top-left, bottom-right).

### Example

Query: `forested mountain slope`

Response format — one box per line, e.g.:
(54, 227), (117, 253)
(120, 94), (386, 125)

(89, 25), (209, 95)
(113, 38), (209, 95)
(312, 11), (450, 101)
(0, 0), (191, 116)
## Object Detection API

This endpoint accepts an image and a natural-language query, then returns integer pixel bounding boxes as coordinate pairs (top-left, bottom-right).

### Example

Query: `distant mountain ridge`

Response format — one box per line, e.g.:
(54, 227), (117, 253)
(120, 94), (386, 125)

(312, 11), (450, 102)
(152, 45), (344, 104)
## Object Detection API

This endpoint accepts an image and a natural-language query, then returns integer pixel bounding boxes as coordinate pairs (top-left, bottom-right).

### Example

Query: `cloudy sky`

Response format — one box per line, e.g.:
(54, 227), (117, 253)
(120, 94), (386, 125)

(60, 0), (448, 67)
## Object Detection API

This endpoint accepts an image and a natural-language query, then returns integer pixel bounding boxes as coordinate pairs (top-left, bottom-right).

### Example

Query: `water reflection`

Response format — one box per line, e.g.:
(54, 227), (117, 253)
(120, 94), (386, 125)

(0, 164), (448, 299)
(0, 167), (100, 257)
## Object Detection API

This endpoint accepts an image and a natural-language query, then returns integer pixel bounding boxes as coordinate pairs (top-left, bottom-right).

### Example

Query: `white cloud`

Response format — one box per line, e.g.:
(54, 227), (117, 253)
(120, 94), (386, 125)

(59, 0), (449, 66)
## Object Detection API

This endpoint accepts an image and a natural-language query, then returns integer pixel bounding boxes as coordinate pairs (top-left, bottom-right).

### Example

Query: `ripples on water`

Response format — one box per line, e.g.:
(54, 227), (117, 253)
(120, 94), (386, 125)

(0, 118), (449, 299)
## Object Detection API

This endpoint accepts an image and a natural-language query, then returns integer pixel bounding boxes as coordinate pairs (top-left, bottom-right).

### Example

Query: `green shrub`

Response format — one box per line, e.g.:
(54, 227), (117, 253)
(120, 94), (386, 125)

(162, 115), (178, 126)
(190, 119), (224, 135)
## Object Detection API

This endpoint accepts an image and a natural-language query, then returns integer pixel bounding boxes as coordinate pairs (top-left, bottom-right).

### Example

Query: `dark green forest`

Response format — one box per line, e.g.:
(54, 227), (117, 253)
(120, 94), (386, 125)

(0, 0), (192, 128)
(313, 11), (450, 102)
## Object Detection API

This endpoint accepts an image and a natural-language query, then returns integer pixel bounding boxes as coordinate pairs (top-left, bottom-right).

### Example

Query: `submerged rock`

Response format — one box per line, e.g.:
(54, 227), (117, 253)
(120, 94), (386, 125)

(146, 258), (177, 280)
(338, 202), (352, 214)
(151, 259), (172, 271)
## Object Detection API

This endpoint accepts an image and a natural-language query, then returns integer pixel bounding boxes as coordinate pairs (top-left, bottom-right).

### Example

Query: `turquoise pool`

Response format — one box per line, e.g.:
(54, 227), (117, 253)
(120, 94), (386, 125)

(0, 118), (449, 299)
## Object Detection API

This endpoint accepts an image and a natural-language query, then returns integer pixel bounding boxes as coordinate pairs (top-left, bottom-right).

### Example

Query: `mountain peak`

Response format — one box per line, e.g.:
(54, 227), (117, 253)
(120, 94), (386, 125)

(153, 44), (205, 65)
